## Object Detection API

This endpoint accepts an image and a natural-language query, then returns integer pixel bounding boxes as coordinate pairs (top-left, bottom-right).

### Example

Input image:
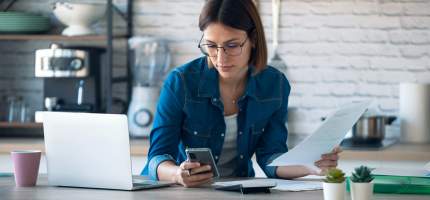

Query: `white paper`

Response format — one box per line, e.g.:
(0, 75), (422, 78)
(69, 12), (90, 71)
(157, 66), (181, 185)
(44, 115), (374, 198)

(271, 179), (322, 191)
(374, 162), (430, 178)
(213, 179), (277, 188)
(269, 101), (371, 166)
(213, 179), (322, 192)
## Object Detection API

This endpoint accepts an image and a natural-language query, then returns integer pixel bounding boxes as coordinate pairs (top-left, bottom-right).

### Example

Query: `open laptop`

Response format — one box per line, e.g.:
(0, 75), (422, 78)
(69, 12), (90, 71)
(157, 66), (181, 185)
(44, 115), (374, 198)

(42, 112), (174, 190)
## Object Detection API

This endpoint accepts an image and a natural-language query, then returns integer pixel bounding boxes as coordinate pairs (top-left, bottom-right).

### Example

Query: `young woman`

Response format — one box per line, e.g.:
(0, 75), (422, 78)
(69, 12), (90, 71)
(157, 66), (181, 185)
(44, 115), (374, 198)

(142, 0), (340, 187)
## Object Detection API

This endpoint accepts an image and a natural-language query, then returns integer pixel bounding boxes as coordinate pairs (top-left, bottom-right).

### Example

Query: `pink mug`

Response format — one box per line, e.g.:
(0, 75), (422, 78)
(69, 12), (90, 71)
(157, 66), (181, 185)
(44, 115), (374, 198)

(11, 150), (41, 187)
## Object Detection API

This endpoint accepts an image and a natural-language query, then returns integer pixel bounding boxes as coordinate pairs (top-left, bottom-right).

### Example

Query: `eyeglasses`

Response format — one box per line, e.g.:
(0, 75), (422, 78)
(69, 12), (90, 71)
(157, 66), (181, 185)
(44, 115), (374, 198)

(198, 35), (248, 57)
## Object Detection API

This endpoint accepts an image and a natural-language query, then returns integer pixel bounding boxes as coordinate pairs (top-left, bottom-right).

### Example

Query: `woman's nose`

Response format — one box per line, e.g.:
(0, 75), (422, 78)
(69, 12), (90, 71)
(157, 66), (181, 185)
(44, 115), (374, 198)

(216, 48), (228, 65)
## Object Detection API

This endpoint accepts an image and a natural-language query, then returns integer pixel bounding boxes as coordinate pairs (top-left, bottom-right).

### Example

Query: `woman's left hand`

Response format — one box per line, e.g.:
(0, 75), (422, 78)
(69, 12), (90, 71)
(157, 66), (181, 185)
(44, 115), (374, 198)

(311, 146), (342, 175)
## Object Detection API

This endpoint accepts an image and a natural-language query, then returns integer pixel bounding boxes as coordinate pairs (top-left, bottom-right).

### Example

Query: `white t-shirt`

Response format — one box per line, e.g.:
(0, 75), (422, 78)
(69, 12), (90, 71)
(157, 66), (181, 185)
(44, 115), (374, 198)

(217, 113), (238, 177)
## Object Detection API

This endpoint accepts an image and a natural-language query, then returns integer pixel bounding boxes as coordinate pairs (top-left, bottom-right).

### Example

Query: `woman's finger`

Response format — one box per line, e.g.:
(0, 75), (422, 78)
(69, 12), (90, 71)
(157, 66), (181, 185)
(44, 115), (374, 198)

(189, 164), (211, 175)
(321, 153), (339, 161)
(183, 176), (213, 188)
(180, 161), (200, 170)
(332, 146), (343, 153)
(187, 171), (213, 183)
(315, 160), (338, 168)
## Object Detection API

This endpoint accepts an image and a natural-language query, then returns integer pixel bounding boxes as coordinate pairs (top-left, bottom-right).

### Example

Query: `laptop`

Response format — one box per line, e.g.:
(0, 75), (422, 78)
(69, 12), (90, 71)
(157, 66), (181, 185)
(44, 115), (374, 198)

(42, 112), (174, 190)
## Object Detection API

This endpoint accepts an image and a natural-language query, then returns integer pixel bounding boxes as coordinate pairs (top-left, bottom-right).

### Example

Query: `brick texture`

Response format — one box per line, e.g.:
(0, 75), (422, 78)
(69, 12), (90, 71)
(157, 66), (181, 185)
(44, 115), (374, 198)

(0, 0), (429, 135)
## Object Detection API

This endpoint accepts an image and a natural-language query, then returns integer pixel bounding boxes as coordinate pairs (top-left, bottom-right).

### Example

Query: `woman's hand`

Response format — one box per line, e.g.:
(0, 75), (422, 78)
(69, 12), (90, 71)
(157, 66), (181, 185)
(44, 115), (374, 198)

(174, 161), (213, 187)
(310, 146), (342, 175)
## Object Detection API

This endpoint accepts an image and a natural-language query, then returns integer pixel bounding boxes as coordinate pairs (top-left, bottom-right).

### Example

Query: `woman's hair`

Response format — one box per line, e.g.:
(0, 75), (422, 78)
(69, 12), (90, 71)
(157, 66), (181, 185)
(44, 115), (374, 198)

(199, 0), (268, 72)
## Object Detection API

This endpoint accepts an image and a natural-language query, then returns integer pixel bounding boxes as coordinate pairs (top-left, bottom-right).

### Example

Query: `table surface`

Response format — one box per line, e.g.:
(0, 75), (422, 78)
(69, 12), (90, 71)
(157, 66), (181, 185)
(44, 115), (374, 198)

(0, 176), (428, 200)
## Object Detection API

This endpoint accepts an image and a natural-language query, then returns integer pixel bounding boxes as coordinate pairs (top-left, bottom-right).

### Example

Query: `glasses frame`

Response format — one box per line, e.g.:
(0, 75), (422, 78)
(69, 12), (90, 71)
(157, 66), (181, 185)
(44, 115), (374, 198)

(198, 34), (248, 57)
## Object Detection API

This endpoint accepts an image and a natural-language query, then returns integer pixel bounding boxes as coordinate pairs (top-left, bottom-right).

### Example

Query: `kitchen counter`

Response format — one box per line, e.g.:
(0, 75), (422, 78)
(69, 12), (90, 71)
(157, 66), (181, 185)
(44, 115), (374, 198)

(0, 138), (429, 161)
(0, 138), (149, 156)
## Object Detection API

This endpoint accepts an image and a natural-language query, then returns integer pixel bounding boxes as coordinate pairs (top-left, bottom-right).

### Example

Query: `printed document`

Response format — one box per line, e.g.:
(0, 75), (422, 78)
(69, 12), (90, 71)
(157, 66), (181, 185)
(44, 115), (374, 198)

(269, 101), (371, 166)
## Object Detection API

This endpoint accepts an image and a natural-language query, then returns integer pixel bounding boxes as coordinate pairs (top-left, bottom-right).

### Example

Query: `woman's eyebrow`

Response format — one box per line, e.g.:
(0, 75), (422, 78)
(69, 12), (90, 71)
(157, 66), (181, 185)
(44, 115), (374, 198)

(204, 38), (241, 44)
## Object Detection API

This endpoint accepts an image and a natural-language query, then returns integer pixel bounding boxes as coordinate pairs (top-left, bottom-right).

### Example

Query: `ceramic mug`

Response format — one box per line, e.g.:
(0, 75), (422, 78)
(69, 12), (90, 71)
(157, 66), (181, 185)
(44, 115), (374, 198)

(11, 150), (41, 187)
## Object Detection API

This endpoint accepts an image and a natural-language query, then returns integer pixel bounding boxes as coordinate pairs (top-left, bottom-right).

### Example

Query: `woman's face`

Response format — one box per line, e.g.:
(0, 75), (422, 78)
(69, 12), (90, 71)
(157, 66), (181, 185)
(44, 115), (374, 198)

(202, 23), (252, 80)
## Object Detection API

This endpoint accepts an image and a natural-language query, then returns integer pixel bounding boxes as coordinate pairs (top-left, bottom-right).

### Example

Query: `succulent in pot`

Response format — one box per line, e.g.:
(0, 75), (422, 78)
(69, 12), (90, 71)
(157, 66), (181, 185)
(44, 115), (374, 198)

(323, 168), (346, 200)
(350, 165), (374, 200)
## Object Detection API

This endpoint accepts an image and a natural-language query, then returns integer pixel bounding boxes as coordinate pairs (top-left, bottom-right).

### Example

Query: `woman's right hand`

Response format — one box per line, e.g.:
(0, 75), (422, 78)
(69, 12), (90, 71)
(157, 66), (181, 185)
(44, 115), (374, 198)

(175, 161), (213, 187)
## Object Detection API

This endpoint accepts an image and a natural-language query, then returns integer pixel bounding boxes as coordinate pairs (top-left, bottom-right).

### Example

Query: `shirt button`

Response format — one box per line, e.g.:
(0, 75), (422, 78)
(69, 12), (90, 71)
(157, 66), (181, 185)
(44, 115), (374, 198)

(262, 128), (265, 132)
(193, 131), (198, 135)
(240, 155), (244, 159)
(212, 98), (217, 102)
(221, 133), (225, 137)
(239, 131), (243, 135)
(215, 156), (219, 160)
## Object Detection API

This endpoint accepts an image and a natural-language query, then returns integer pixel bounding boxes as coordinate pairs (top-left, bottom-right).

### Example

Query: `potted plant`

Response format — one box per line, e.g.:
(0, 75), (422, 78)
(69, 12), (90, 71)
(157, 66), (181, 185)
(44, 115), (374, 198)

(323, 168), (346, 200)
(350, 165), (374, 200)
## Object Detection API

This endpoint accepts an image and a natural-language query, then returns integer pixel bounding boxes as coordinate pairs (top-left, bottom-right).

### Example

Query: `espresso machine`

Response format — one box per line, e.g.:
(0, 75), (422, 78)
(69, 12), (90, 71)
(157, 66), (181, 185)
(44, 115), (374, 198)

(35, 43), (105, 112)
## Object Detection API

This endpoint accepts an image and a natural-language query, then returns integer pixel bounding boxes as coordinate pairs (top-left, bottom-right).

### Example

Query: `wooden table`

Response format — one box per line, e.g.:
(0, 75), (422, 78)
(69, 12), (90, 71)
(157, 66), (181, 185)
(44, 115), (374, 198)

(0, 176), (428, 200)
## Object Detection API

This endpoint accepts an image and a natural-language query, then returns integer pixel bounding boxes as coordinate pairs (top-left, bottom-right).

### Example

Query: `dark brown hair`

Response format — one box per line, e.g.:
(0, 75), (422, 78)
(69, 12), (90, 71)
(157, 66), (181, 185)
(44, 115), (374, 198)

(199, 0), (267, 72)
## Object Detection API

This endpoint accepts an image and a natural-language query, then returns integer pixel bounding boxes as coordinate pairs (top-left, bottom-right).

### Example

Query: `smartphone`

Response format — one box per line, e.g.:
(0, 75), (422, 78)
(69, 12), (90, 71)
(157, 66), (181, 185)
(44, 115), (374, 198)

(185, 148), (220, 178)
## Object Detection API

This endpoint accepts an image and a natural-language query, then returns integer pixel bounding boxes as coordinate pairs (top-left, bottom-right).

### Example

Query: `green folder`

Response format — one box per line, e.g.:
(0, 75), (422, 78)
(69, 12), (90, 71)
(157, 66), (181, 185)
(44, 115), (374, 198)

(347, 175), (430, 195)
(0, 172), (13, 177)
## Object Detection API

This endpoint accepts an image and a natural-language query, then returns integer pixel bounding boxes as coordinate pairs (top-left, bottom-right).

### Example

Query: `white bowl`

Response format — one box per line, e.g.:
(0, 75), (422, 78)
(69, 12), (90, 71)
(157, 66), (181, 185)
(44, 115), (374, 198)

(53, 2), (106, 36)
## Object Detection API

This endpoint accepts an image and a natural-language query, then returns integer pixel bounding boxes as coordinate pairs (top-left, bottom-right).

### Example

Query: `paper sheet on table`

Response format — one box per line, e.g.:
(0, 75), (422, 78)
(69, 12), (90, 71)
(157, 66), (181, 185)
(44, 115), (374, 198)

(213, 179), (322, 192)
(269, 101), (371, 166)
(374, 162), (430, 178)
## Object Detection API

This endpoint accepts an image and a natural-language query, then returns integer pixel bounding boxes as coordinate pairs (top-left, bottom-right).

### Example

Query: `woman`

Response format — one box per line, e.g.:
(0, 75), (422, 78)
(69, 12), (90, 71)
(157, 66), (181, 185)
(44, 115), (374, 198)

(142, 0), (340, 187)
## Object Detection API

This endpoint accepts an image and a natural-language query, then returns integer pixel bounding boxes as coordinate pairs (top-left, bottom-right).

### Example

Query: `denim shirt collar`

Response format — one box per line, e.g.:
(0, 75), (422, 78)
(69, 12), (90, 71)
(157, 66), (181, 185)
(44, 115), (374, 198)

(197, 59), (257, 100)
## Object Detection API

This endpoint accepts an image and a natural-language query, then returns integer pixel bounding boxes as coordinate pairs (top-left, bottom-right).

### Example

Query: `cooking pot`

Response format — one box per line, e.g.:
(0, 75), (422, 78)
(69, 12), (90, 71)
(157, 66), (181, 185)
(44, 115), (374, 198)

(352, 115), (397, 143)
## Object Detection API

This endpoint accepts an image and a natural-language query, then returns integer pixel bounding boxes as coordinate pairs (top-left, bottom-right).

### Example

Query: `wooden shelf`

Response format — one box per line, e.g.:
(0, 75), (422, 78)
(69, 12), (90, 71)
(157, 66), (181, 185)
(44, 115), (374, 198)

(0, 34), (127, 41)
(0, 122), (42, 129)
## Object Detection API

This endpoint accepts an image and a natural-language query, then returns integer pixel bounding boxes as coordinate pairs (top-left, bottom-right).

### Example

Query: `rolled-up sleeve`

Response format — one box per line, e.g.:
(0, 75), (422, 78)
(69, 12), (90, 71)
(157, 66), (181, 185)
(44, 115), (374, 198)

(147, 154), (175, 180)
(255, 74), (290, 178)
(142, 70), (185, 180)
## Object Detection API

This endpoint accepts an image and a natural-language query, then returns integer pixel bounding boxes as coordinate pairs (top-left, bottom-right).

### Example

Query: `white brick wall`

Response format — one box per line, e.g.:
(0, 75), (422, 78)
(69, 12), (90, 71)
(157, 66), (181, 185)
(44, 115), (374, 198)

(1, 0), (429, 135)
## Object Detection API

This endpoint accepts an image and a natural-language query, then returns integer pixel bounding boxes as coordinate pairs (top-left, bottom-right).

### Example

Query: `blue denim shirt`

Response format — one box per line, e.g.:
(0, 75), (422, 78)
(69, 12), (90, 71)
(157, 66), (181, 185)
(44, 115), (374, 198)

(142, 57), (291, 180)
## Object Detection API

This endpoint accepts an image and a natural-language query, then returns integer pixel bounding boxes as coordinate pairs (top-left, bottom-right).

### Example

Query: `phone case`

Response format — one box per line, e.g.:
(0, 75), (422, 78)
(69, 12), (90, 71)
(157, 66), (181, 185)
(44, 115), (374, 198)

(185, 148), (220, 178)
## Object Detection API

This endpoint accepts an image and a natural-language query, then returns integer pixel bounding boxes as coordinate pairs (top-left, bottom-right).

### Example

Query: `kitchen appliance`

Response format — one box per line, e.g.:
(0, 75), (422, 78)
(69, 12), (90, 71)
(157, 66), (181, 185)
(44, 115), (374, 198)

(127, 37), (171, 137)
(341, 115), (397, 149)
(35, 44), (105, 112)
(52, 2), (106, 36)
(400, 83), (430, 143)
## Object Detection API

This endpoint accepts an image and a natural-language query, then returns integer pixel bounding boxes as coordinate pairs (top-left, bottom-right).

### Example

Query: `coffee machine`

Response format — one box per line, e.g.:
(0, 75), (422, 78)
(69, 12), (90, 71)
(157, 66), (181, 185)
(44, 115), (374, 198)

(35, 44), (105, 112)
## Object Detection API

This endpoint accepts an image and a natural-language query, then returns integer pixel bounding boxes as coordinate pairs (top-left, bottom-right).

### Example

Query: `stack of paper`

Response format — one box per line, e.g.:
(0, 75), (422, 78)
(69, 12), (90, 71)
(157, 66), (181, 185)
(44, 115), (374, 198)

(213, 179), (322, 192)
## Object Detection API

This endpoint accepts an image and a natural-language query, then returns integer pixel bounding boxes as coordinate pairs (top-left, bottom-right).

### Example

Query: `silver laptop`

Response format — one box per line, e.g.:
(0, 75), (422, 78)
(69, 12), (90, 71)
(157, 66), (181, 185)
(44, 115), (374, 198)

(42, 112), (174, 190)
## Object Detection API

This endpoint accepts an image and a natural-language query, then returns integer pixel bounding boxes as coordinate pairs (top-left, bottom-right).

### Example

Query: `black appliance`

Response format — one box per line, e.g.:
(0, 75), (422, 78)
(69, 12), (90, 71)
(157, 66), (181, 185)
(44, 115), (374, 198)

(35, 44), (105, 112)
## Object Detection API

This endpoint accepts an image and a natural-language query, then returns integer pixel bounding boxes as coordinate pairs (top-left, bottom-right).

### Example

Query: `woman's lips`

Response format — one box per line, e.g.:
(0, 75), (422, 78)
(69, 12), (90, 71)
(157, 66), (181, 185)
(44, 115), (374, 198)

(218, 65), (234, 72)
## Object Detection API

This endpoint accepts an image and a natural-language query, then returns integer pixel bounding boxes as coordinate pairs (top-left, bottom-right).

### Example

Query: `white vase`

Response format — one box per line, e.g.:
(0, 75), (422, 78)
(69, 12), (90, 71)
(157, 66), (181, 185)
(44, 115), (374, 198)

(323, 182), (346, 200)
(350, 182), (374, 200)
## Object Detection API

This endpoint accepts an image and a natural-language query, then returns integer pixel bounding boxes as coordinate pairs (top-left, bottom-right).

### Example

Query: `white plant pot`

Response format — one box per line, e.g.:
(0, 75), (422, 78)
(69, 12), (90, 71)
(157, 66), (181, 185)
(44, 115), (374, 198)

(323, 182), (346, 200)
(350, 182), (374, 200)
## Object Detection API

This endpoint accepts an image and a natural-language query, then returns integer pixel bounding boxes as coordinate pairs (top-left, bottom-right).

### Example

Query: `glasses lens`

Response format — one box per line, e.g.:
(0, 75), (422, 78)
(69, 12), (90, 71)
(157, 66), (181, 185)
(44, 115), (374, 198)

(225, 46), (242, 56)
(200, 45), (217, 57)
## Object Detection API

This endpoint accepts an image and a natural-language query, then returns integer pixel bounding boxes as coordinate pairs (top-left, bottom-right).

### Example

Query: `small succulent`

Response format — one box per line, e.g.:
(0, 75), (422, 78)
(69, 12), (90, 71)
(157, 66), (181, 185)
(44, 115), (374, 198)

(350, 165), (374, 183)
(324, 168), (346, 183)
